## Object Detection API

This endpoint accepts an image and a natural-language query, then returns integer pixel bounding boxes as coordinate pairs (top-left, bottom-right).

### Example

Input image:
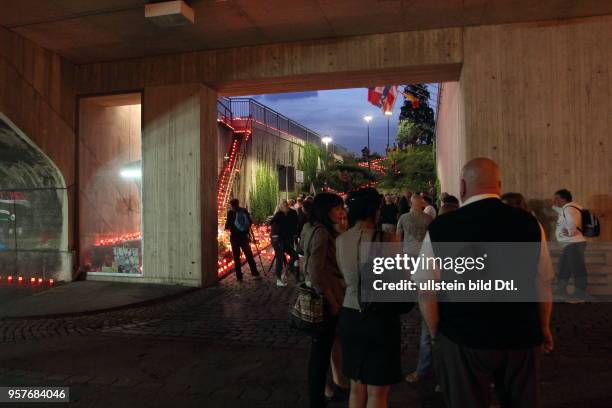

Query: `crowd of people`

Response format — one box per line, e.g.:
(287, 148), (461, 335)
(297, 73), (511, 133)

(224, 157), (592, 408)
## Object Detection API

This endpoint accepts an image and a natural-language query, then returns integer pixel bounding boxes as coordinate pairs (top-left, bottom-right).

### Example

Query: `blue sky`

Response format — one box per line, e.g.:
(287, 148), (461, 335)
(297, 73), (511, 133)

(247, 85), (438, 155)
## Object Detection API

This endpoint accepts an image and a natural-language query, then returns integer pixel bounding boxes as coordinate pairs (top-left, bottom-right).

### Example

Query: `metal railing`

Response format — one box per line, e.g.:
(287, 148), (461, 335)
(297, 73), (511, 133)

(227, 98), (324, 147)
(217, 97), (233, 125)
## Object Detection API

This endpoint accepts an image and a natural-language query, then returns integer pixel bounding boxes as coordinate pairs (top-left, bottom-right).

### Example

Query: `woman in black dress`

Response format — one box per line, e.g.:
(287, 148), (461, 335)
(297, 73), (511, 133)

(336, 188), (402, 408)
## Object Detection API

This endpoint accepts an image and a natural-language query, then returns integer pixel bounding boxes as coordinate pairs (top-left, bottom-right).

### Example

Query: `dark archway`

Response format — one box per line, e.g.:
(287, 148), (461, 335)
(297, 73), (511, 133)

(0, 113), (69, 281)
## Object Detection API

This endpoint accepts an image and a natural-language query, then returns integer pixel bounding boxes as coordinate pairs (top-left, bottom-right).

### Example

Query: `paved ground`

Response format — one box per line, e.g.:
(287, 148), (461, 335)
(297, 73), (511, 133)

(0, 281), (193, 319)
(0, 263), (611, 407)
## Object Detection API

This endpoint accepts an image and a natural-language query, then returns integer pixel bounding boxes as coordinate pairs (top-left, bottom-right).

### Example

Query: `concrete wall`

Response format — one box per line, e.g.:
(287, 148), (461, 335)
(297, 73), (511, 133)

(0, 27), (75, 280)
(141, 84), (217, 287)
(75, 27), (463, 96)
(435, 81), (465, 198)
(435, 16), (612, 294)
(218, 121), (306, 213)
(436, 16), (612, 242)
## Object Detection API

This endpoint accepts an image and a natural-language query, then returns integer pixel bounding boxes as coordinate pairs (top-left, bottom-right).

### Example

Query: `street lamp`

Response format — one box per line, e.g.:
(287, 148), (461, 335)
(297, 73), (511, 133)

(384, 110), (392, 152)
(363, 115), (372, 169)
(322, 136), (332, 153)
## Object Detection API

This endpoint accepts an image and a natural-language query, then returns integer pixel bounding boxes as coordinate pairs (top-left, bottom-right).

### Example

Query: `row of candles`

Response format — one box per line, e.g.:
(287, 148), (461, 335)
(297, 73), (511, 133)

(1, 275), (55, 285)
(96, 232), (142, 247)
(358, 157), (387, 173)
(217, 224), (271, 276)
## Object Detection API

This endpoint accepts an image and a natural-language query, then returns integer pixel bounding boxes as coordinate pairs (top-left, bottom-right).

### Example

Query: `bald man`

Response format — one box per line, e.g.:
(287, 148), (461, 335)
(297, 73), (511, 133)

(413, 158), (554, 408)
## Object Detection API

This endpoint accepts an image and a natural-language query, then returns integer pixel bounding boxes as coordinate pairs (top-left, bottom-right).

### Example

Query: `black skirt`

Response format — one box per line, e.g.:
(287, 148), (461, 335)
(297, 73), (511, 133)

(339, 307), (402, 386)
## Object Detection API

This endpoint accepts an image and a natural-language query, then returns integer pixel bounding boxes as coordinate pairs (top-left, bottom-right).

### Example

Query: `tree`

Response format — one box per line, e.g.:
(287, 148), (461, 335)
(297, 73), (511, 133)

(397, 84), (435, 146)
(378, 144), (435, 192)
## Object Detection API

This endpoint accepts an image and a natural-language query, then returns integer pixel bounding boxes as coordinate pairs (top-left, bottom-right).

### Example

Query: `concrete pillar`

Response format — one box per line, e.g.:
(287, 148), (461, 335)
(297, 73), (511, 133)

(142, 83), (218, 287)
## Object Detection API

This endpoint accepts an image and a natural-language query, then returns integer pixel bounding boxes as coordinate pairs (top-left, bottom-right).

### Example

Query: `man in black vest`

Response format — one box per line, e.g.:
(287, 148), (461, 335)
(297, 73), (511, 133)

(414, 158), (554, 408)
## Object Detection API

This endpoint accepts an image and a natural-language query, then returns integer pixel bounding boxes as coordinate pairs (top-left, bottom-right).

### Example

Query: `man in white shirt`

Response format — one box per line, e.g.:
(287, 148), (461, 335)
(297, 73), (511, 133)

(553, 189), (587, 301)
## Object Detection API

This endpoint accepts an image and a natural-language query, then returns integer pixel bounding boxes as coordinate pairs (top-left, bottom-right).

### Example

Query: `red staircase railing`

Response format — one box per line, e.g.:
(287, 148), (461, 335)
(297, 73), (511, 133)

(217, 117), (252, 227)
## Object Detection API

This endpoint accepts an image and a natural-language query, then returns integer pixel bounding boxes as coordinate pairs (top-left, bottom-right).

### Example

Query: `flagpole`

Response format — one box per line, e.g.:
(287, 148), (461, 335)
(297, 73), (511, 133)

(363, 115), (373, 170)
(367, 122), (370, 170)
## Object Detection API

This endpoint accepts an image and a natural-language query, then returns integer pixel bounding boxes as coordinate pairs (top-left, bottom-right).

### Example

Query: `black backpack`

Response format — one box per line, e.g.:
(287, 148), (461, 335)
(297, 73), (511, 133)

(233, 209), (251, 233)
(566, 205), (600, 238)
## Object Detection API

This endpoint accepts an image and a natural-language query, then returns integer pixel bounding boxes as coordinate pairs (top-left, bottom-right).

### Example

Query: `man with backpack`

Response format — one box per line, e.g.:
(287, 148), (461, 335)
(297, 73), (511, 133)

(225, 198), (261, 282)
(553, 189), (598, 302)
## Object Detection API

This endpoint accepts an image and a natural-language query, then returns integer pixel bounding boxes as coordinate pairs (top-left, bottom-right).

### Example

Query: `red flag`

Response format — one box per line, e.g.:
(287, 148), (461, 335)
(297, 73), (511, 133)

(368, 86), (397, 113)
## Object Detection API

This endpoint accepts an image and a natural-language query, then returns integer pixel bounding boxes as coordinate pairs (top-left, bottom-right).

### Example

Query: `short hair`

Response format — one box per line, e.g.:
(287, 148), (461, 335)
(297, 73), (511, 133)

(554, 189), (572, 202)
(442, 195), (459, 206)
(229, 198), (239, 208)
(422, 195), (433, 205)
(347, 188), (382, 226)
(302, 199), (313, 215)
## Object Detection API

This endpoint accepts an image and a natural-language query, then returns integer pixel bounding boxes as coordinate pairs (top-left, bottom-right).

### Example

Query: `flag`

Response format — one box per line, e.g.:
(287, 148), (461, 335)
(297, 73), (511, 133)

(401, 89), (420, 109)
(367, 86), (398, 114)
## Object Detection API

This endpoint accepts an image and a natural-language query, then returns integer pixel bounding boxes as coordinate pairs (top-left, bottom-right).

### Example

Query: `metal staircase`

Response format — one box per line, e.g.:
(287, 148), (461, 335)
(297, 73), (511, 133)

(217, 117), (252, 228)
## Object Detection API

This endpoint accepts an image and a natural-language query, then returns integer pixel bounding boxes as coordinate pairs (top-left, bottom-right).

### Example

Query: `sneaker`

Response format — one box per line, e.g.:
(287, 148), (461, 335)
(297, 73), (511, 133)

(252, 275), (262, 281)
(405, 372), (420, 383)
(276, 279), (287, 287)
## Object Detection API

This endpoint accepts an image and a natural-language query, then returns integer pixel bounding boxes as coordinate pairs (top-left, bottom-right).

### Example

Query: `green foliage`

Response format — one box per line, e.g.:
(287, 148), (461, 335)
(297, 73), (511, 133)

(297, 143), (321, 191)
(317, 163), (375, 192)
(396, 120), (423, 146)
(288, 144), (295, 166)
(378, 144), (436, 192)
(248, 161), (279, 222)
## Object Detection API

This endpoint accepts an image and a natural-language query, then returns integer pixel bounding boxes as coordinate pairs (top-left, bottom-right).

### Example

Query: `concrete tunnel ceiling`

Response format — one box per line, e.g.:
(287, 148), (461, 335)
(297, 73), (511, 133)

(1, 0), (611, 63)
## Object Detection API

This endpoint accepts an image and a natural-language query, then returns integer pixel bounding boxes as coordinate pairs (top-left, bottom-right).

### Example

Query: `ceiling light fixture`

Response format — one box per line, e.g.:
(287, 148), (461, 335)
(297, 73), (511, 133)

(145, 1), (194, 27)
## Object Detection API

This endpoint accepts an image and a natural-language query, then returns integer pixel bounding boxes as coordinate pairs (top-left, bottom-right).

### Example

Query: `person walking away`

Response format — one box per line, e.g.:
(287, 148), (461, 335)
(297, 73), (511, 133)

(336, 188), (403, 408)
(414, 158), (554, 408)
(380, 194), (399, 234)
(427, 180), (437, 205)
(225, 199), (261, 282)
(302, 193), (348, 407)
(398, 189), (412, 215)
(553, 189), (588, 302)
(396, 194), (435, 384)
(296, 197), (308, 247)
(270, 200), (299, 286)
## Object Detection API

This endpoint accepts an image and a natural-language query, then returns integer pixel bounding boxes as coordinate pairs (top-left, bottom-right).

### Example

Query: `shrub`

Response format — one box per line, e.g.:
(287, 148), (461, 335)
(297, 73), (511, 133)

(248, 161), (279, 222)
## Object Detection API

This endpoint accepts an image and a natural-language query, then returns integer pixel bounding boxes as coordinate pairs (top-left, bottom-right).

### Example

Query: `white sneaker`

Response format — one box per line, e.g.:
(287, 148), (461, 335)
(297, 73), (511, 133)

(276, 279), (287, 287)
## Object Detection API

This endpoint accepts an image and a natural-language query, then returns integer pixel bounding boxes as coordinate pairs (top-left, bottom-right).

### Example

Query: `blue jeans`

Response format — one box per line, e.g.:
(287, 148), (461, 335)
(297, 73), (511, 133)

(416, 319), (433, 377)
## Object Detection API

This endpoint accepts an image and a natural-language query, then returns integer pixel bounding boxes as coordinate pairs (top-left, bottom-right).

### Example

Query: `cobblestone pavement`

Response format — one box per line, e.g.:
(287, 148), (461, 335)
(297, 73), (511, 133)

(0, 263), (611, 407)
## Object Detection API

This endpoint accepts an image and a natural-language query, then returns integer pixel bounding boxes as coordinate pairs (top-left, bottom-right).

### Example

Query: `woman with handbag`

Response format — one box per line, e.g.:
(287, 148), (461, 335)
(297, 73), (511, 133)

(336, 187), (403, 408)
(301, 192), (347, 408)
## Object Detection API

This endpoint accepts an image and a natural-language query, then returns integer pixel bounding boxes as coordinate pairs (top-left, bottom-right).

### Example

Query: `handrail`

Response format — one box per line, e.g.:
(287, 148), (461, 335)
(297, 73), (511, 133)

(217, 97), (233, 126)
(228, 98), (323, 147)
